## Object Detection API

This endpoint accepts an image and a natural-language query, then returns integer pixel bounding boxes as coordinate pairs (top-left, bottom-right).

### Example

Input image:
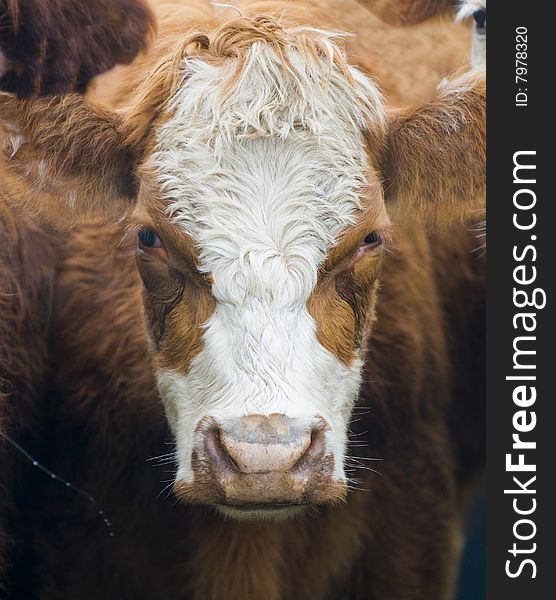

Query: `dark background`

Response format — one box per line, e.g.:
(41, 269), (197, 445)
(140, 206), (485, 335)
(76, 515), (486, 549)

(456, 492), (486, 599)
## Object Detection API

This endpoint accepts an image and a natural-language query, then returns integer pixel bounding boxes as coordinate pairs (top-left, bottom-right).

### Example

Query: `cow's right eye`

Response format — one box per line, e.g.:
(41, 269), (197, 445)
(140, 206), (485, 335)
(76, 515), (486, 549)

(137, 227), (167, 261)
(138, 228), (162, 249)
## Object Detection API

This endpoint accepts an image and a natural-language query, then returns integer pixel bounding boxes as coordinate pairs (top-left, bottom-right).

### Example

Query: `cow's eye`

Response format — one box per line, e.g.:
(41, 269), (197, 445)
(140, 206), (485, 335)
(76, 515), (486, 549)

(138, 227), (162, 249)
(361, 232), (382, 250)
(473, 8), (486, 28)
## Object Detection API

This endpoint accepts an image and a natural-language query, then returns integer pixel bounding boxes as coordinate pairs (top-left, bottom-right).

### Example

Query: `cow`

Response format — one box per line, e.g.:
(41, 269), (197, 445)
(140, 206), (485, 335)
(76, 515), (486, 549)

(0, 0), (154, 591)
(359, 1), (486, 67)
(0, 0), (155, 96)
(0, 0), (485, 597)
(0, 202), (56, 594)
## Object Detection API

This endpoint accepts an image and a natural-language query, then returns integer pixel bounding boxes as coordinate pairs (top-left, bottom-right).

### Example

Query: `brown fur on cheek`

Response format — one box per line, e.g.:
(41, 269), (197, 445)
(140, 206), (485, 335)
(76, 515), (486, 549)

(137, 254), (186, 349)
(156, 287), (216, 374)
(308, 255), (383, 366)
(137, 255), (216, 372)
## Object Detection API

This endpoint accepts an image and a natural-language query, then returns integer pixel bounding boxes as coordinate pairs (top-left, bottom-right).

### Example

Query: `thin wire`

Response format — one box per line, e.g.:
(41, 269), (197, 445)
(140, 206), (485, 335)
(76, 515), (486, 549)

(0, 428), (115, 537)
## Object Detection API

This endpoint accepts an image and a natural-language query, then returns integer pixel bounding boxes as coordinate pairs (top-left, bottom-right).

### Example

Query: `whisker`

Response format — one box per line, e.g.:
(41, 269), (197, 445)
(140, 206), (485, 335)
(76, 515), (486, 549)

(146, 452), (175, 462)
(344, 477), (370, 493)
(150, 461), (177, 469)
(156, 481), (175, 500)
(347, 429), (368, 438)
(345, 460), (383, 476)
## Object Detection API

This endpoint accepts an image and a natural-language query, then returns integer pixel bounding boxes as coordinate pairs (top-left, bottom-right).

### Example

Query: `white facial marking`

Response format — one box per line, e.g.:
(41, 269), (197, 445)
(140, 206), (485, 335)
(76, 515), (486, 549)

(150, 35), (384, 483)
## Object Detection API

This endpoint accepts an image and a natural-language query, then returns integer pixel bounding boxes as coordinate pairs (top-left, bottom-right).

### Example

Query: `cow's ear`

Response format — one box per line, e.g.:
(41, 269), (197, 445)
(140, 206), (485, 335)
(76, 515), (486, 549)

(358, 0), (455, 25)
(0, 0), (155, 96)
(379, 70), (485, 225)
(0, 93), (138, 224)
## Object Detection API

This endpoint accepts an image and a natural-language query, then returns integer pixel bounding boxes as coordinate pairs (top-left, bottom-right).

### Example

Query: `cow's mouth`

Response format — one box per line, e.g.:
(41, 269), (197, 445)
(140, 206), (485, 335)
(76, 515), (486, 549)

(215, 503), (306, 521)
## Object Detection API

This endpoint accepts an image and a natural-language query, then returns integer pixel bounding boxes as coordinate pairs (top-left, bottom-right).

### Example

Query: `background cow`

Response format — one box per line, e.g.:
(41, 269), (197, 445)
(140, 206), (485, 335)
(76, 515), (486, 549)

(356, 1), (485, 69)
(0, 0), (155, 95)
(0, 203), (56, 593)
(358, 0), (456, 24)
(0, 0), (484, 597)
(0, 0), (154, 592)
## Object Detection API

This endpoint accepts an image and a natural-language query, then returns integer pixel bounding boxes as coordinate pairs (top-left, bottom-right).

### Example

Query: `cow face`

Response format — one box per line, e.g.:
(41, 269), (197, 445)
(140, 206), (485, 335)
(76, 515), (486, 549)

(131, 22), (390, 520)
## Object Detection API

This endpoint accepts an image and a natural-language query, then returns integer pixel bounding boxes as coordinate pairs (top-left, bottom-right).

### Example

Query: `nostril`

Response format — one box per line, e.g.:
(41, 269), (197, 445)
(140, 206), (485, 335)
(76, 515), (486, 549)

(204, 427), (240, 473)
(293, 424), (326, 471)
(473, 8), (486, 28)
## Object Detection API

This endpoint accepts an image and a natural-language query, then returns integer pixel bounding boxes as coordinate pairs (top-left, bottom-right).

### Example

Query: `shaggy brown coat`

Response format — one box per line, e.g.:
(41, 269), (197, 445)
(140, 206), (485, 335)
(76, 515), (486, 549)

(0, 202), (56, 593)
(0, 0), (154, 95)
(0, 0), (151, 590)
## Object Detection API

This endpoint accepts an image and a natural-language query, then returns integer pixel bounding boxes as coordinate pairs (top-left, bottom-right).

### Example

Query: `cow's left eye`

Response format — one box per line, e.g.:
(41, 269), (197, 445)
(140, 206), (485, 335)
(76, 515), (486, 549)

(361, 232), (382, 250)
(473, 8), (486, 28)
(138, 227), (162, 249)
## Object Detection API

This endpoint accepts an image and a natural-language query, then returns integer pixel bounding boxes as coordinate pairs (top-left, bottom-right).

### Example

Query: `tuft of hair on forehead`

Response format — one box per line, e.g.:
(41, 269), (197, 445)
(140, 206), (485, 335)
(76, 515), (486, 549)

(124, 10), (386, 156)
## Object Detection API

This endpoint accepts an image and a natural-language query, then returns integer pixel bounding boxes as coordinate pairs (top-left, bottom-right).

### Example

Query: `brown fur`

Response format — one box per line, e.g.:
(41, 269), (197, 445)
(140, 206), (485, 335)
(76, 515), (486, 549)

(359, 0), (456, 24)
(0, 0), (155, 96)
(0, 201), (56, 594)
(0, 93), (138, 227)
(308, 184), (391, 365)
(91, 0), (471, 108)
(381, 71), (486, 225)
(132, 181), (217, 370)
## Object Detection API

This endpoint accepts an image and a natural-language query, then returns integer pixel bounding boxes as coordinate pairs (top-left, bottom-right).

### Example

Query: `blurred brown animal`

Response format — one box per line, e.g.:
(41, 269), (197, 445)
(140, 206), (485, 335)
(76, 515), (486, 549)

(0, 0), (154, 591)
(359, 0), (456, 24)
(0, 0), (155, 95)
(0, 202), (56, 593)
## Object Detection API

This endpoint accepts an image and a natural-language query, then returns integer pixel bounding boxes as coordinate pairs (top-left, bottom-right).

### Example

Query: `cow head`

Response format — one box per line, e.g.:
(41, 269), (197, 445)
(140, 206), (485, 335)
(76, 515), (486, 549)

(0, 13), (485, 521)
